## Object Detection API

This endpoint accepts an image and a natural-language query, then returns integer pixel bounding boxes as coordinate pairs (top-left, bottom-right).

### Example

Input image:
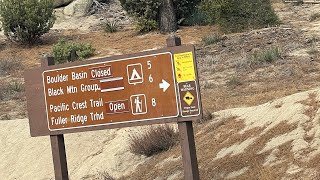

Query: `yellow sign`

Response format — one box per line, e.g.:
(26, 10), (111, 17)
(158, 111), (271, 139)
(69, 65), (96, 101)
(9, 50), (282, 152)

(183, 91), (194, 106)
(174, 52), (196, 82)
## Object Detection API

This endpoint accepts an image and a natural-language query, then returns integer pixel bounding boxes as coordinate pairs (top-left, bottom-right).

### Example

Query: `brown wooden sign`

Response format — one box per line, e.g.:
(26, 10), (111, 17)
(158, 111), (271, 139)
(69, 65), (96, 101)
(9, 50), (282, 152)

(43, 52), (178, 131)
(25, 45), (202, 137)
(25, 37), (201, 180)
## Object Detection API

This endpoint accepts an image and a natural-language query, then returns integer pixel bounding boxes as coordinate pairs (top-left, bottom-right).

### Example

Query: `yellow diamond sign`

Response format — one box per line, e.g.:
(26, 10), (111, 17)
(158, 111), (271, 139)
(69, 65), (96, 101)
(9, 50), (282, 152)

(183, 91), (194, 106)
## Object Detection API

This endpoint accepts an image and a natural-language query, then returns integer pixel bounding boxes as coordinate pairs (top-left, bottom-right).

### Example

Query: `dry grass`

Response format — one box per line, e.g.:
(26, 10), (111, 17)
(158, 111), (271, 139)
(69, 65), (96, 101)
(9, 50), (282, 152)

(301, 92), (320, 119)
(0, 81), (25, 101)
(128, 125), (178, 157)
(196, 109), (213, 124)
(81, 171), (115, 180)
(121, 116), (303, 179)
(0, 57), (23, 76)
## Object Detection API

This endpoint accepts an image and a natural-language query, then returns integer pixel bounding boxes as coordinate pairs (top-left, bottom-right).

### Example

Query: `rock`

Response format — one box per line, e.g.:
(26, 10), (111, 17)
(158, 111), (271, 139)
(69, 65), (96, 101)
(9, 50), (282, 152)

(53, 0), (74, 8)
(63, 0), (93, 17)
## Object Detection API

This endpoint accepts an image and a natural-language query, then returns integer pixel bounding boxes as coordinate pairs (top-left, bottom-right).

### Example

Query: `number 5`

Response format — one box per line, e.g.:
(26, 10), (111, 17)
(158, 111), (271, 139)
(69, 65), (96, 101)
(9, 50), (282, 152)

(147, 61), (152, 69)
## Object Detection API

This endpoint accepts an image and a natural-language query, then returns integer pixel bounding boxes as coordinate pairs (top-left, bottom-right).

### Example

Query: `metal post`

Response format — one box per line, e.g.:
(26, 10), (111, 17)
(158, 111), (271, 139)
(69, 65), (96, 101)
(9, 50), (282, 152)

(42, 55), (69, 180)
(166, 35), (200, 180)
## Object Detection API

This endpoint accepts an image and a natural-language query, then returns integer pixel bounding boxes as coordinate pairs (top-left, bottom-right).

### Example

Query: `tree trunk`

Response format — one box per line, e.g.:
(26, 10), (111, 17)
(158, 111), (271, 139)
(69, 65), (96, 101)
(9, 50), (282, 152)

(159, 0), (177, 33)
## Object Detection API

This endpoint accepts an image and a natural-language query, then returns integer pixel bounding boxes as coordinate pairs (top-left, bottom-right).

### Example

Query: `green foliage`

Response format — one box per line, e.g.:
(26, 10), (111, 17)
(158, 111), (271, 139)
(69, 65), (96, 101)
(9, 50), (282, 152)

(128, 125), (178, 156)
(173, 0), (201, 21)
(103, 20), (119, 33)
(252, 47), (281, 63)
(52, 39), (95, 64)
(202, 33), (222, 45)
(201, 0), (279, 33)
(120, 0), (201, 32)
(182, 8), (209, 26)
(135, 18), (158, 33)
(0, 0), (55, 45)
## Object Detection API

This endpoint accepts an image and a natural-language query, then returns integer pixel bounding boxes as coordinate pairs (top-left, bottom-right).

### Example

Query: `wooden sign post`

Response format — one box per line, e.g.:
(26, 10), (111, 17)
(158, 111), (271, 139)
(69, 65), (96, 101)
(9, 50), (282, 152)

(41, 56), (69, 180)
(25, 36), (202, 180)
(167, 35), (200, 180)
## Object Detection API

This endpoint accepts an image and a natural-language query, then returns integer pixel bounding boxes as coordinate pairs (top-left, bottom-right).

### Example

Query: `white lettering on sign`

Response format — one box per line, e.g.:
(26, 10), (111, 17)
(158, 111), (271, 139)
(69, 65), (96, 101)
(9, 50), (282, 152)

(90, 111), (104, 121)
(91, 67), (111, 79)
(72, 71), (88, 81)
(181, 84), (195, 91)
(46, 74), (68, 84)
(71, 114), (88, 124)
(49, 103), (69, 113)
(66, 85), (78, 94)
(72, 100), (88, 110)
(48, 87), (64, 97)
(80, 84), (100, 92)
(51, 116), (67, 125)
(109, 102), (126, 112)
(90, 98), (103, 108)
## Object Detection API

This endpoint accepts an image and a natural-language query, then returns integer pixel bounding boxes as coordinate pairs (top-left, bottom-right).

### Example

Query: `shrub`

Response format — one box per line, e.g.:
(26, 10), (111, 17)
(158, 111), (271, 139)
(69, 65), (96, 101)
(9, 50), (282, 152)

(120, 0), (201, 32)
(0, 0), (55, 45)
(52, 39), (95, 64)
(181, 8), (209, 26)
(128, 125), (178, 156)
(252, 47), (281, 63)
(0, 81), (25, 101)
(201, 0), (279, 33)
(202, 33), (223, 45)
(103, 20), (119, 33)
(135, 18), (158, 33)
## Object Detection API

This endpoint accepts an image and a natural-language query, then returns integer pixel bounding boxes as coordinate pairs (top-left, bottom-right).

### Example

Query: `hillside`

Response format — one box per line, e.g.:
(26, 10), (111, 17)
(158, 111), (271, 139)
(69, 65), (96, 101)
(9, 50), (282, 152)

(2, 87), (320, 179)
(2, 1), (320, 180)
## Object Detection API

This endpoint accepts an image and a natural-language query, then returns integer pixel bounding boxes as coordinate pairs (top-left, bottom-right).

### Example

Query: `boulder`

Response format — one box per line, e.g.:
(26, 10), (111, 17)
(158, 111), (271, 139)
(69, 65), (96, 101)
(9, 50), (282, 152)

(53, 0), (74, 8)
(63, 0), (93, 17)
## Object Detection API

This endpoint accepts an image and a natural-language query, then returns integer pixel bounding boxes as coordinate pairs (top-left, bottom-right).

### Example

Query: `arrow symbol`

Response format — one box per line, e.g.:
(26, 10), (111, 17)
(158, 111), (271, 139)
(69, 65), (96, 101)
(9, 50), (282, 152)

(159, 79), (170, 92)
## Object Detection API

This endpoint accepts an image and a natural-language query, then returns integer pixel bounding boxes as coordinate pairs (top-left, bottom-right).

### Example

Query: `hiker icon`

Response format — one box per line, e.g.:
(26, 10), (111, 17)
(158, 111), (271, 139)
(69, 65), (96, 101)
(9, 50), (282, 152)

(130, 94), (147, 115)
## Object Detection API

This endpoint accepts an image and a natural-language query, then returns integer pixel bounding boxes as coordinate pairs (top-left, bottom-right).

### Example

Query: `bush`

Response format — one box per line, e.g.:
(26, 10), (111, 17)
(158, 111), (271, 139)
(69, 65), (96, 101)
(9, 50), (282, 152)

(128, 125), (178, 156)
(202, 33), (223, 45)
(252, 47), (281, 63)
(0, 0), (55, 45)
(120, 0), (201, 32)
(52, 39), (95, 64)
(103, 20), (119, 33)
(135, 18), (158, 33)
(0, 81), (25, 101)
(201, 0), (279, 33)
(181, 8), (209, 26)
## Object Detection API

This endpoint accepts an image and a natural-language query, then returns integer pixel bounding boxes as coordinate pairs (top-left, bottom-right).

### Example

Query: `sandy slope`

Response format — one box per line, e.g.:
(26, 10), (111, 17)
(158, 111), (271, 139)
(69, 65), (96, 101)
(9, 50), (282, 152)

(0, 120), (146, 180)
(123, 87), (320, 179)
(4, 88), (320, 180)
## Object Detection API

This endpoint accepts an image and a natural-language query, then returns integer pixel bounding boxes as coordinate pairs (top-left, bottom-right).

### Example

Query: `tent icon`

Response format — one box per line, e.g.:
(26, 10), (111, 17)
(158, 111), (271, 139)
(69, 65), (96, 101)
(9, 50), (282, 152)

(127, 63), (144, 85)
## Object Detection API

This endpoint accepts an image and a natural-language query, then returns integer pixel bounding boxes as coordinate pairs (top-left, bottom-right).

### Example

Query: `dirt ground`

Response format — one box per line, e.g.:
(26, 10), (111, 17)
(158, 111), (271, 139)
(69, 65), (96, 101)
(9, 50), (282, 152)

(2, 3), (320, 120)
(2, 1), (320, 179)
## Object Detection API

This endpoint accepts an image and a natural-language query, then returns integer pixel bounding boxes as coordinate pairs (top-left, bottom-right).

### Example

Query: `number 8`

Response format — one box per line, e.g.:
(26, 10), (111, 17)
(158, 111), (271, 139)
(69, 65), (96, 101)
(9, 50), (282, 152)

(152, 98), (156, 107)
